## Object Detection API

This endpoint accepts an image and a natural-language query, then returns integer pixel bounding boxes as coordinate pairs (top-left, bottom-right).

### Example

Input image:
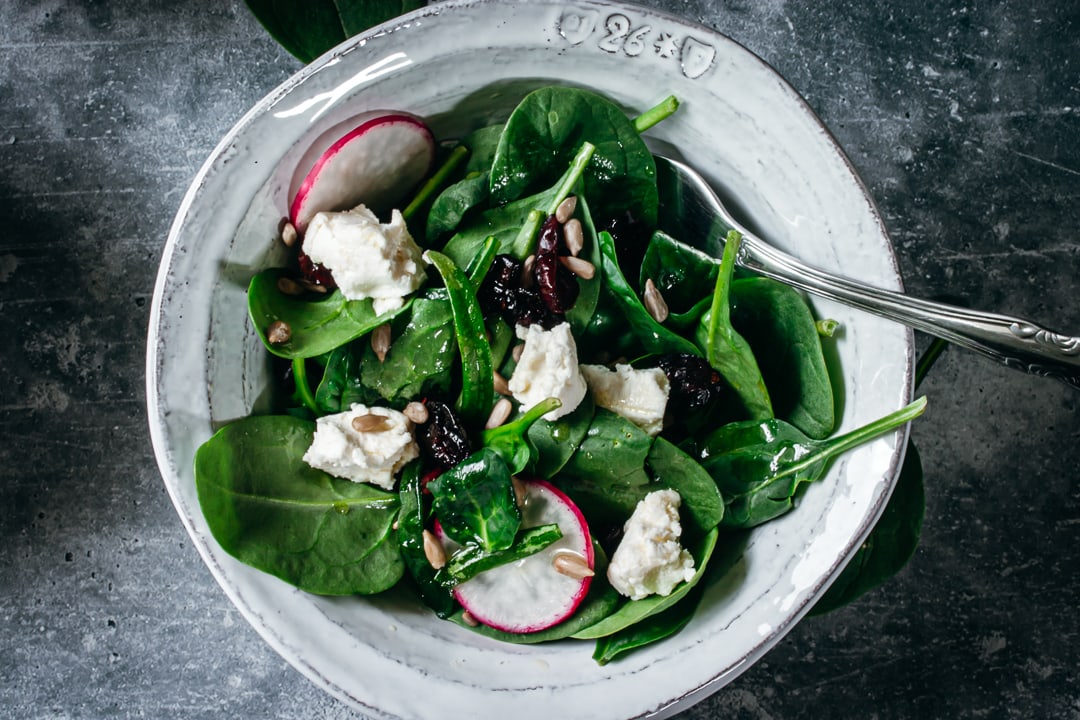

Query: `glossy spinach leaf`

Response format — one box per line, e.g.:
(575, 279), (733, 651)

(194, 414), (402, 595)
(730, 277), (835, 439)
(396, 460), (456, 617)
(423, 250), (494, 426)
(315, 293), (456, 412)
(639, 229), (719, 313)
(526, 393), (596, 478)
(696, 231), (773, 420)
(645, 438), (724, 535)
(699, 397), (927, 529)
(596, 231), (699, 357)
(427, 448), (520, 552)
(244, 0), (426, 64)
(248, 268), (409, 359)
(810, 439), (925, 615)
(481, 397), (561, 474)
(560, 409), (655, 488)
(572, 528), (717, 639)
(443, 523), (562, 583)
(489, 86), (658, 230)
(426, 124), (505, 241)
(592, 580), (705, 665)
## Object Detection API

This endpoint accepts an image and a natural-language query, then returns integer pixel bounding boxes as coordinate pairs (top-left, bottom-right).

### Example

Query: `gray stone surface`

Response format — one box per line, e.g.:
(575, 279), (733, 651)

(2, 1), (1077, 718)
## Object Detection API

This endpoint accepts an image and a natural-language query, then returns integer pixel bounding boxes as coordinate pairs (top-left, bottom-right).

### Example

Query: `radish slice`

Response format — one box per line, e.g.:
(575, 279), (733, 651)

(288, 112), (436, 233)
(438, 479), (594, 633)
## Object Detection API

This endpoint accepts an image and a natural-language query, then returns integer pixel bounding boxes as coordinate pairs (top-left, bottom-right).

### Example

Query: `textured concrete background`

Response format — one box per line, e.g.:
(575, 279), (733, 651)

(2, 0), (1078, 718)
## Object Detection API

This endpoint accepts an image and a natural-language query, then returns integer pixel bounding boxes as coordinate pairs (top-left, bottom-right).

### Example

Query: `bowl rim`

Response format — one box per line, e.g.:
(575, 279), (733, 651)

(146, 1), (916, 717)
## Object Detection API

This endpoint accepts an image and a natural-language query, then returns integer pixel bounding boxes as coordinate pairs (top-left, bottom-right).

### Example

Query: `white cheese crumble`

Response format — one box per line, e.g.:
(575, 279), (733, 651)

(579, 363), (670, 436)
(607, 489), (695, 600)
(302, 404), (419, 490)
(302, 204), (427, 314)
(508, 322), (587, 421)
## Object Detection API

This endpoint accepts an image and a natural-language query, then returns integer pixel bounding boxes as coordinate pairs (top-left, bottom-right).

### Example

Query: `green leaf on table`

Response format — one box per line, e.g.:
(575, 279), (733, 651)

(244, 0), (427, 64)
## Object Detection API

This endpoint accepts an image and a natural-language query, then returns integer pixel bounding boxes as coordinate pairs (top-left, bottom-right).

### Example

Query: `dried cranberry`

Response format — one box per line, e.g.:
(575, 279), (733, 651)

(656, 353), (726, 410)
(297, 247), (337, 289)
(535, 215), (579, 314)
(477, 254), (559, 329)
(418, 399), (472, 471)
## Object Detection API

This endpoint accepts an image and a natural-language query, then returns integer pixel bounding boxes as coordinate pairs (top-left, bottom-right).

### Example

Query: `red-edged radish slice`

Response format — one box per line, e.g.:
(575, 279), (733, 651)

(438, 479), (594, 633)
(289, 112), (435, 233)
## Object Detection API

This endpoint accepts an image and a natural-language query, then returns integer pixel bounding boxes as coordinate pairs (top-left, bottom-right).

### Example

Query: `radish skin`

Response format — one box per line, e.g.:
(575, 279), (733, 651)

(438, 480), (594, 633)
(289, 113), (435, 233)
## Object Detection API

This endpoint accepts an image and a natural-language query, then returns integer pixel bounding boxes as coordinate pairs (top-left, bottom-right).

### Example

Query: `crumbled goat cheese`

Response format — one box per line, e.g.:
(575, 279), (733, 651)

(302, 404), (419, 490)
(302, 204), (426, 314)
(607, 489), (695, 600)
(579, 363), (670, 436)
(508, 322), (587, 421)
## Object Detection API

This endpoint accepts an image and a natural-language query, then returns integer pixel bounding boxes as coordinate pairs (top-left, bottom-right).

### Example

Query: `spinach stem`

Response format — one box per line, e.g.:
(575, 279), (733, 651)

(705, 230), (741, 364)
(778, 396), (928, 481)
(291, 358), (320, 414)
(513, 141), (596, 258)
(915, 338), (949, 389)
(403, 144), (470, 221)
(633, 95), (680, 133)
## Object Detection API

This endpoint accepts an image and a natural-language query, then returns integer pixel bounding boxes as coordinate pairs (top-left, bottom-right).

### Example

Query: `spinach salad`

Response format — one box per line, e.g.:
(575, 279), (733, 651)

(194, 86), (925, 664)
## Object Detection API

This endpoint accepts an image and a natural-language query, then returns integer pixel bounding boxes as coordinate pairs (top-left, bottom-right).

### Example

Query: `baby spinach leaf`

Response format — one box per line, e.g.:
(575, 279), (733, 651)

(561, 409), (655, 488)
(481, 397), (562, 474)
(527, 393), (595, 478)
(810, 439), (925, 615)
(423, 250), (494, 426)
(572, 528), (717, 639)
(639, 230), (719, 314)
(489, 87), (658, 230)
(730, 277), (835, 439)
(696, 231), (773, 420)
(591, 581), (705, 665)
(244, 0), (426, 64)
(596, 231), (699, 357)
(646, 438), (724, 535)
(314, 293), (455, 412)
(699, 397), (927, 529)
(425, 125), (505, 241)
(194, 414), (402, 595)
(564, 194), (603, 336)
(443, 524), (562, 583)
(397, 460), (456, 617)
(248, 269), (409, 359)
(427, 448), (520, 552)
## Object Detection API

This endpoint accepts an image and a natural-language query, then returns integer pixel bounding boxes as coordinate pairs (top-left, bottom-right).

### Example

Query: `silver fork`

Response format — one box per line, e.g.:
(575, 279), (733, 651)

(654, 154), (1080, 389)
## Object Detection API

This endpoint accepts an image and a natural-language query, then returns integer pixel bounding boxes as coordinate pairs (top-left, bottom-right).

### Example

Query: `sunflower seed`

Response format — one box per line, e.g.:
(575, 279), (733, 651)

(266, 320), (291, 345)
(555, 195), (578, 224)
(559, 254), (595, 280)
(276, 276), (304, 296)
(552, 551), (594, 579)
(422, 530), (447, 570)
(493, 371), (511, 396)
(484, 397), (513, 429)
(351, 413), (391, 432)
(563, 218), (584, 256)
(281, 221), (298, 248)
(643, 278), (669, 323)
(521, 254), (536, 289)
(402, 401), (429, 425)
(371, 323), (391, 362)
(511, 343), (525, 363)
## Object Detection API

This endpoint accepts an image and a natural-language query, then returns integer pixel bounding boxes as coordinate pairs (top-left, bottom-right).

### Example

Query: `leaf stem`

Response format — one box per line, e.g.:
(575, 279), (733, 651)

(291, 357), (320, 414)
(403, 144), (470, 221)
(633, 95), (680, 133)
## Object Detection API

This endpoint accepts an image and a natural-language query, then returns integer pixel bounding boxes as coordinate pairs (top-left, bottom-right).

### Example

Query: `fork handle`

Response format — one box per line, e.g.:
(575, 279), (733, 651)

(739, 237), (1080, 389)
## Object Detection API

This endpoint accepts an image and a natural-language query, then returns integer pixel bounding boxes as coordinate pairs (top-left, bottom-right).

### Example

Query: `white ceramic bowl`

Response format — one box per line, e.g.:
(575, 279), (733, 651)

(147, 1), (914, 718)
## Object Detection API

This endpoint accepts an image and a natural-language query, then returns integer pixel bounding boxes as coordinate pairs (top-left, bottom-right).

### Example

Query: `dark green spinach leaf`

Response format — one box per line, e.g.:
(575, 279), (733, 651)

(488, 87), (658, 230)
(248, 268), (409, 359)
(194, 414), (402, 595)
(591, 581), (705, 665)
(396, 460), (456, 617)
(427, 448), (520, 552)
(244, 0), (426, 64)
(699, 397), (927, 529)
